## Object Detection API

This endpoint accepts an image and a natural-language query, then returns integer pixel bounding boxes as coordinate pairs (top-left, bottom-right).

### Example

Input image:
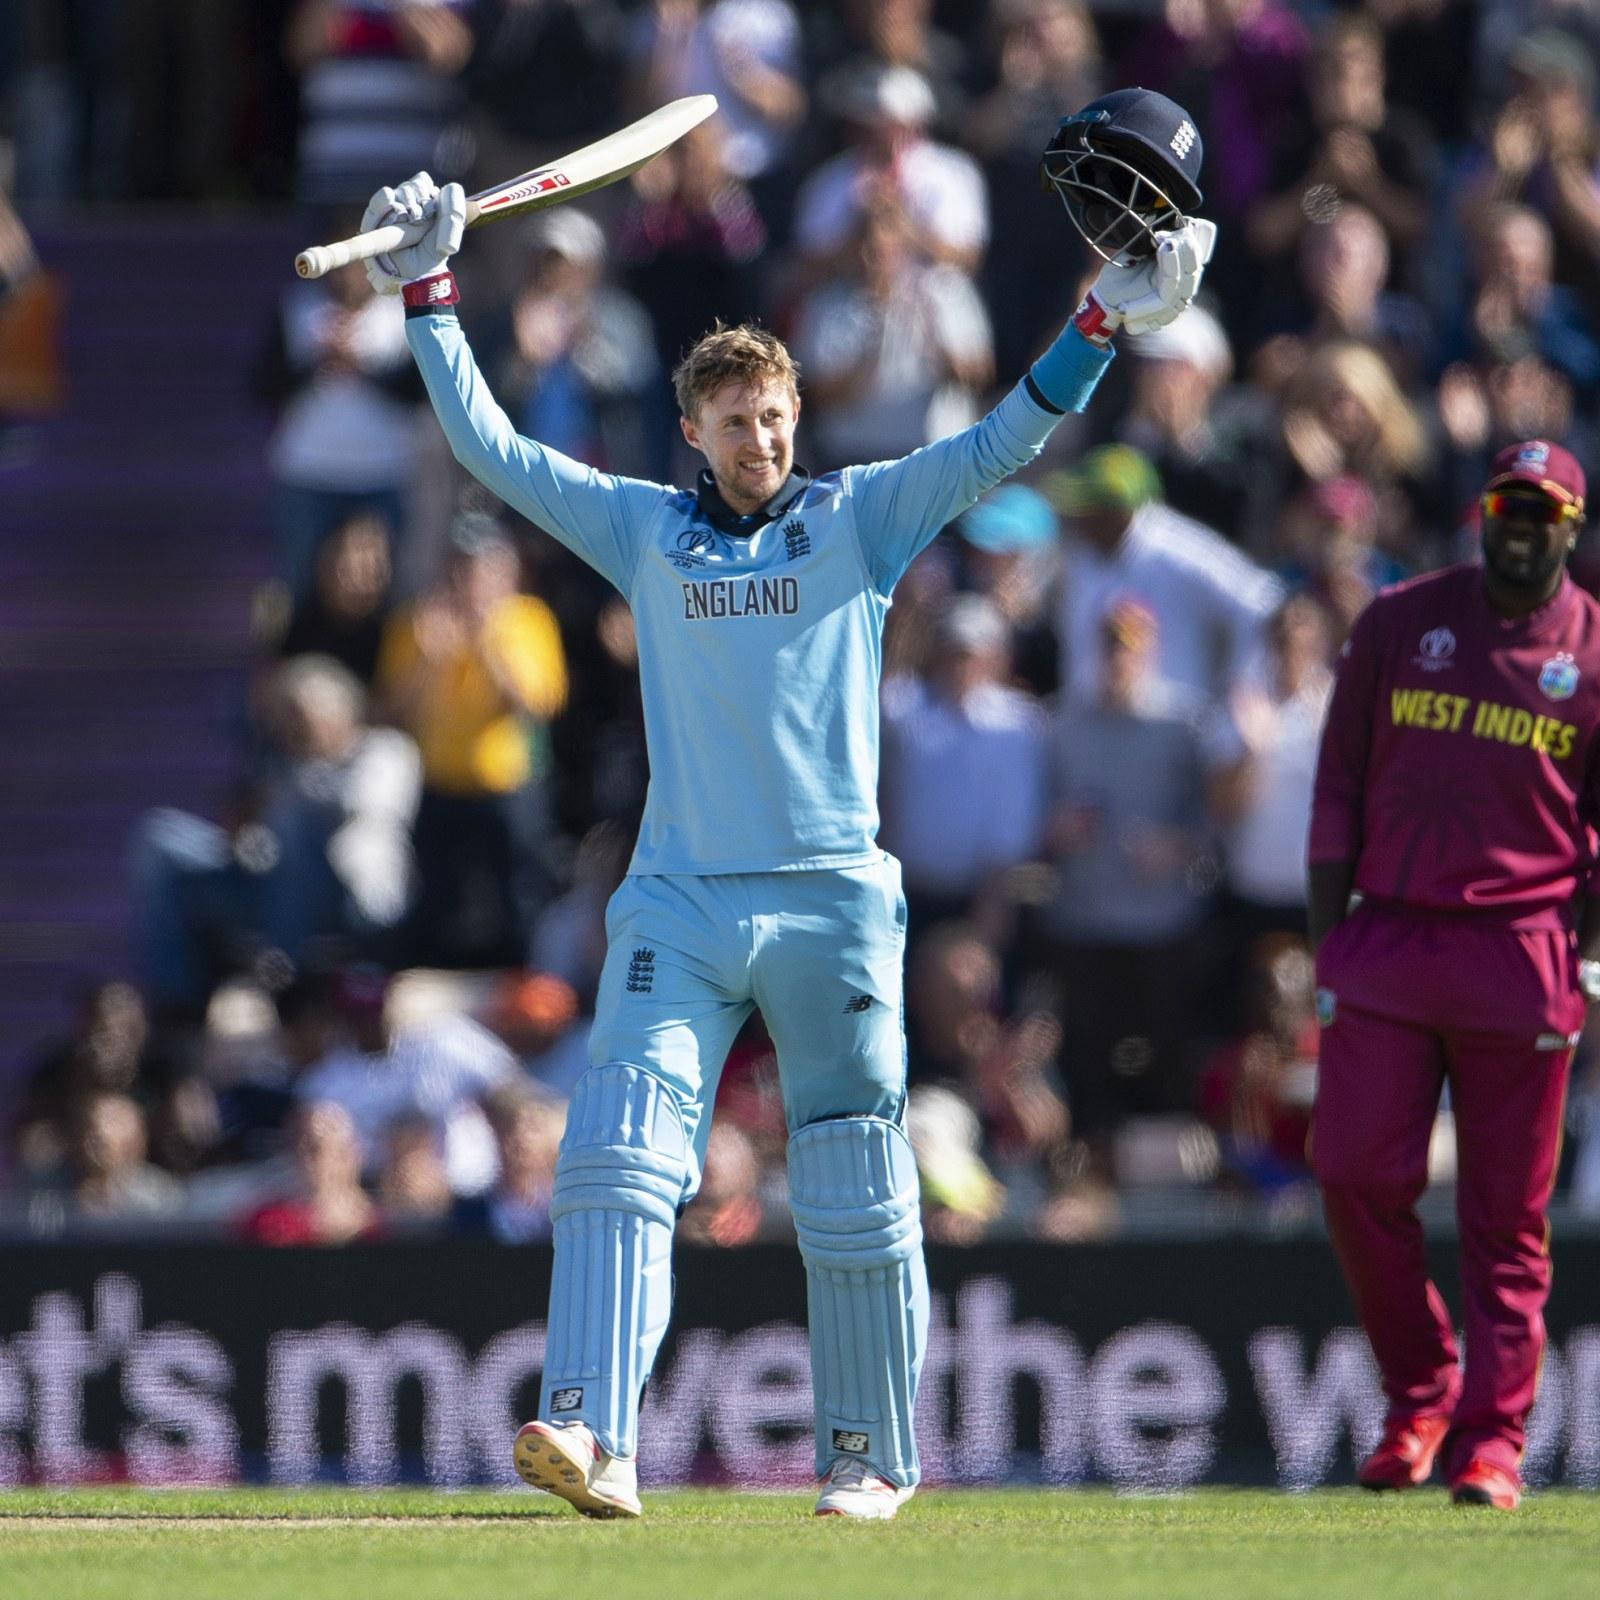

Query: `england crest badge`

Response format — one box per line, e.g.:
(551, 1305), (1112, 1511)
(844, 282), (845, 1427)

(1539, 652), (1580, 701)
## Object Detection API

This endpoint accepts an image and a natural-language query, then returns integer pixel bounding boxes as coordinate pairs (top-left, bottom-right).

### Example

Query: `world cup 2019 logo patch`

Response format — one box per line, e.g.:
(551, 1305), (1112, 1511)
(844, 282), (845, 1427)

(1540, 652), (1580, 701)
(1414, 627), (1456, 672)
(1315, 988), (1336, 1028)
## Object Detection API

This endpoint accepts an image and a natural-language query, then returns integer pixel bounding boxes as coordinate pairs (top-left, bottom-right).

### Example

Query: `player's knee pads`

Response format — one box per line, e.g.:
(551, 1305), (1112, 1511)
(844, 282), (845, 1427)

(551, 1061), (691, 1227)
(787, 1115), (928, 1486)
(542, 1063), (690, 1460)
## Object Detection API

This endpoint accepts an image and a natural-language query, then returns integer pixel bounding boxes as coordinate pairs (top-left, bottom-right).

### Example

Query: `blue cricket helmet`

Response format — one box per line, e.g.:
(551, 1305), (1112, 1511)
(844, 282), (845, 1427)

(1041, 88), (1204, 264)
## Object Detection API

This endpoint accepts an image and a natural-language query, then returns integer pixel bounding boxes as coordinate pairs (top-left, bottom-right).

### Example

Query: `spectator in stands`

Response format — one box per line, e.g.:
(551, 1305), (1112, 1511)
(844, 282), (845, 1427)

(1439, 203), (1600, 403)
(480, 969), (586, 1100)
(376, 1109), (453, 1227)
(240, 1099), (380, 1244)
(1197, 932), (1318, 1195)
(965, 0), (1099, 168)
(450, 1080), (563, 1243)
(1037, 599), (1218, 1149)
(879, 595), (1046, 946)
(616, 119), (768, 383)
(293, 964), (516, 1194)
(213, 966), (348, 1167)
(485, 210), (669, 481)
(285, 0), (471, 210)
(792, 62), (987, 278)
(811, 0), (970, 141)
(1277, 338), (1432, 559)
(10, 1090), (184, 1236)
(1256, 205), (1433, 388)
(260, 506), (395, 687)
(458, 0), (624, 206)
(791, 195), (993, 470)
(1269, 475), (1407, 641)
(1106, 302), (1264, 544)
(678, 1120), (765, 1246)
(256, 257), (423, 596)
(1123, 0), (1311, 327)
(1458, 29), (1600, 309)
(1208, 593), (1335, 1022)
(376, 512), (567, 969)
(60, 1090), (184, 1227)
(10, 979), (158, 1181)
(130, 656), (421, 1014)
(1246, 15), (1436, 292)
(904, 921), (1069, 1192)
(622, 0), (806, 241)
(966, 0), (1102, 377)
(530, 818), (633, 1008)
(1044, 445), (1282, 706)
(954, 484), (1060, 697)
(1434, 351), (1596, 542)
(906, 1082), (1005, 1245)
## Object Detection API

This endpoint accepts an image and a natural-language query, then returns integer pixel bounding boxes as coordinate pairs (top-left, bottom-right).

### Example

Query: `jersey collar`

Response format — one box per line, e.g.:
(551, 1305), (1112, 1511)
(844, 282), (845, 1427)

(694, 468), (811, 539)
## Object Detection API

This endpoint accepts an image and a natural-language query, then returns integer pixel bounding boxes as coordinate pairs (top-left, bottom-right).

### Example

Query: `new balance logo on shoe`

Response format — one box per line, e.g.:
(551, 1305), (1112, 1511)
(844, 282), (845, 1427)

(831, 1430), (870, 1454)
(843, 995), (872, 1014)
(551, 1388), (584, 1412)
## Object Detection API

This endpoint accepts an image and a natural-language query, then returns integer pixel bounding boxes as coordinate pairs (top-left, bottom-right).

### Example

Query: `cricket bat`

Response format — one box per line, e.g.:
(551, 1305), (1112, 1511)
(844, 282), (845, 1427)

(293, 94), (719, 280)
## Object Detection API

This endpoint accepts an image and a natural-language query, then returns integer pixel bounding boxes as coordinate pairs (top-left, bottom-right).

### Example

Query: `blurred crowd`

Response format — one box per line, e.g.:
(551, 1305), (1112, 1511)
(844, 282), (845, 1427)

(11, 0), (1600, 1242)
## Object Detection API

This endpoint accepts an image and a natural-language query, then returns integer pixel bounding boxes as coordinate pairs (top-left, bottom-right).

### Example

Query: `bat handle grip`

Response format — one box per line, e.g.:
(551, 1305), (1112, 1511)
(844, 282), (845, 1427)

(294, 222), (414, 280)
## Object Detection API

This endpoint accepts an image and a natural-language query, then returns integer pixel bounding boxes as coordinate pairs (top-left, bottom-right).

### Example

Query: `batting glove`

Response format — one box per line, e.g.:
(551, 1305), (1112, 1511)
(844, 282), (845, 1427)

(360, 172), (467, 295)
(1072, 218), (1218, 343)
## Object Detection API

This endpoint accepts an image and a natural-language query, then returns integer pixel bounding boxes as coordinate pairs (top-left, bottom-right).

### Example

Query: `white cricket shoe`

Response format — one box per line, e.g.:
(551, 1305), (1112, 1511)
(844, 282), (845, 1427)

(513, 1420), (642, 1519)
(813, 1456), (915, 1520)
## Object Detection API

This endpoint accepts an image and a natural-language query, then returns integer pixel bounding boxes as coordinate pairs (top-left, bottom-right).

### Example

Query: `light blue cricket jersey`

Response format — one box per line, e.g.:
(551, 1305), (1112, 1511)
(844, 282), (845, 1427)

(407, 310), (1110, 876)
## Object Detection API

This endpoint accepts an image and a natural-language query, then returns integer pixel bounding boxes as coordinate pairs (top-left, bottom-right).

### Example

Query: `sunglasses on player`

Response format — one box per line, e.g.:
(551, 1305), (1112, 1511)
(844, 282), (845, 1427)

(1481, 489), (1582, 526)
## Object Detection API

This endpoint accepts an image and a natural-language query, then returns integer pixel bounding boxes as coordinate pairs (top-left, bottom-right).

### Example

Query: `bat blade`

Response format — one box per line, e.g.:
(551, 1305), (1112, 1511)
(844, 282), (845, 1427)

(294, 94), (718, 280)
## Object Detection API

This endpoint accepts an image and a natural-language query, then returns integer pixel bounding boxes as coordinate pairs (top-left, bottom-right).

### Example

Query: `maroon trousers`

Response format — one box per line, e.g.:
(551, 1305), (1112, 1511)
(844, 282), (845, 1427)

(1311, 903), (1579, 1479)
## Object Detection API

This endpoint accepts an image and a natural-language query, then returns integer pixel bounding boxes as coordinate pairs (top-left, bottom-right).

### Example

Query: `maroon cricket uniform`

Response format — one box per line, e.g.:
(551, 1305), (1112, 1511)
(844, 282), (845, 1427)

(1309, 564), (1600, 1481)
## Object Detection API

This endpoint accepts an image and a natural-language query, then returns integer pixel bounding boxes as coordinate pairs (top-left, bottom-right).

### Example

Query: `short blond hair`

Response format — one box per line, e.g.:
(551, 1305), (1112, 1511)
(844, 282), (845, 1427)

(672, 322), (800, 421)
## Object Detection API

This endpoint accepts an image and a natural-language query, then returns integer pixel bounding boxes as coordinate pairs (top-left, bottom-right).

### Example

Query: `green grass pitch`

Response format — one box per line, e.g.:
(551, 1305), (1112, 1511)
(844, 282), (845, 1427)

(1, 1487), (1596, 1600)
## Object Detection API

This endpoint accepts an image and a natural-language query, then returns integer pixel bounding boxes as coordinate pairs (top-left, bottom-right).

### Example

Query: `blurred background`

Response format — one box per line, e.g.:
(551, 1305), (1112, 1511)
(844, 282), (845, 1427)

(7, 0), (1600, 1263)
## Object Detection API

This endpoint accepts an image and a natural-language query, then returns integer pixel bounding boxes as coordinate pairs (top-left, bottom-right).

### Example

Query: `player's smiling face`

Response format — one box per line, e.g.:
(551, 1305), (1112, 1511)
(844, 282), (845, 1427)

(1480, 486), (1576, 595)
(681, 378), (799, 516)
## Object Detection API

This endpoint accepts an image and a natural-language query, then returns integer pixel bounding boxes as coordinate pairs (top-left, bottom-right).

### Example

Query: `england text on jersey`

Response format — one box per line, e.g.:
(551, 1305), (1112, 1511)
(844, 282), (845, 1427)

(681, 576), (801, 621)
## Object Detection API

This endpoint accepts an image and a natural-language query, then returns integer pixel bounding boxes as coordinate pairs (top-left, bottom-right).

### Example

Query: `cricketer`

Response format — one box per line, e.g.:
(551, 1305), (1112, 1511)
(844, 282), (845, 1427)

(361, 88), (1215, 1519)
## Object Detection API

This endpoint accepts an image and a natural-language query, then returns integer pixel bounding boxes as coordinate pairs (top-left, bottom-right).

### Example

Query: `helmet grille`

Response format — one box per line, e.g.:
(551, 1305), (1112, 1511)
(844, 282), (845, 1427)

(1041, 138), (1184, 265)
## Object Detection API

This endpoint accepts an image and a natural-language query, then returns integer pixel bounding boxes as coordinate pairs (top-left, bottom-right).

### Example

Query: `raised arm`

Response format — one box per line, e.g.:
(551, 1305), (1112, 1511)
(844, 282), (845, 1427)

(850, 218), (1216, 593)
(364, 173), (665, 596)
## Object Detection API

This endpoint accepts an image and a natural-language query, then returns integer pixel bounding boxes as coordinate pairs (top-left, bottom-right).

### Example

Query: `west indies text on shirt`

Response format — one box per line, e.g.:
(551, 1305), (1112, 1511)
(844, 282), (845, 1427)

(1310, 566), (1600, 927)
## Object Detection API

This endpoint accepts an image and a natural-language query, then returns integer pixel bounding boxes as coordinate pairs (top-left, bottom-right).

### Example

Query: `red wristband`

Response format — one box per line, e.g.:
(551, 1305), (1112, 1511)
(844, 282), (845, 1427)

(1071, 294), (1113, 346)
(402, 271), (459, 310)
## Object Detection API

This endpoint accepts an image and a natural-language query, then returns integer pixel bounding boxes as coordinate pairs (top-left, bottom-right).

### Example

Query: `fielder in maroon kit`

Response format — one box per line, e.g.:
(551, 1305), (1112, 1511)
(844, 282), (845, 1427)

(1308, 439), (1600, 1510)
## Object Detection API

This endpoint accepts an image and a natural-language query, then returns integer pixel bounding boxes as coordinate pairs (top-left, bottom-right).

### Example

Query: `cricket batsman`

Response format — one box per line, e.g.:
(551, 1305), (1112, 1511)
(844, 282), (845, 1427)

(1309, 439), (1600, 1509)
(361, 89), (1214, 1519)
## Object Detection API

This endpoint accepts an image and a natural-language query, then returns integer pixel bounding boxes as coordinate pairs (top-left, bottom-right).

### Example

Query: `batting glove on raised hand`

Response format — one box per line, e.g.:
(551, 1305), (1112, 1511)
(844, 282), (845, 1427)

(1073, 218), (1218, 342)
(360, 172), (467, 295)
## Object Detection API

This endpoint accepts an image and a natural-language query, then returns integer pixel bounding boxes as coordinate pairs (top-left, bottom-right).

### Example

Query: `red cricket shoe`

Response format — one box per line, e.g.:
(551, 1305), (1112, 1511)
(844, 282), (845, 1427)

(1357, 1414), (1450, 1490)
(1450, 1459), (1521, 1510)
